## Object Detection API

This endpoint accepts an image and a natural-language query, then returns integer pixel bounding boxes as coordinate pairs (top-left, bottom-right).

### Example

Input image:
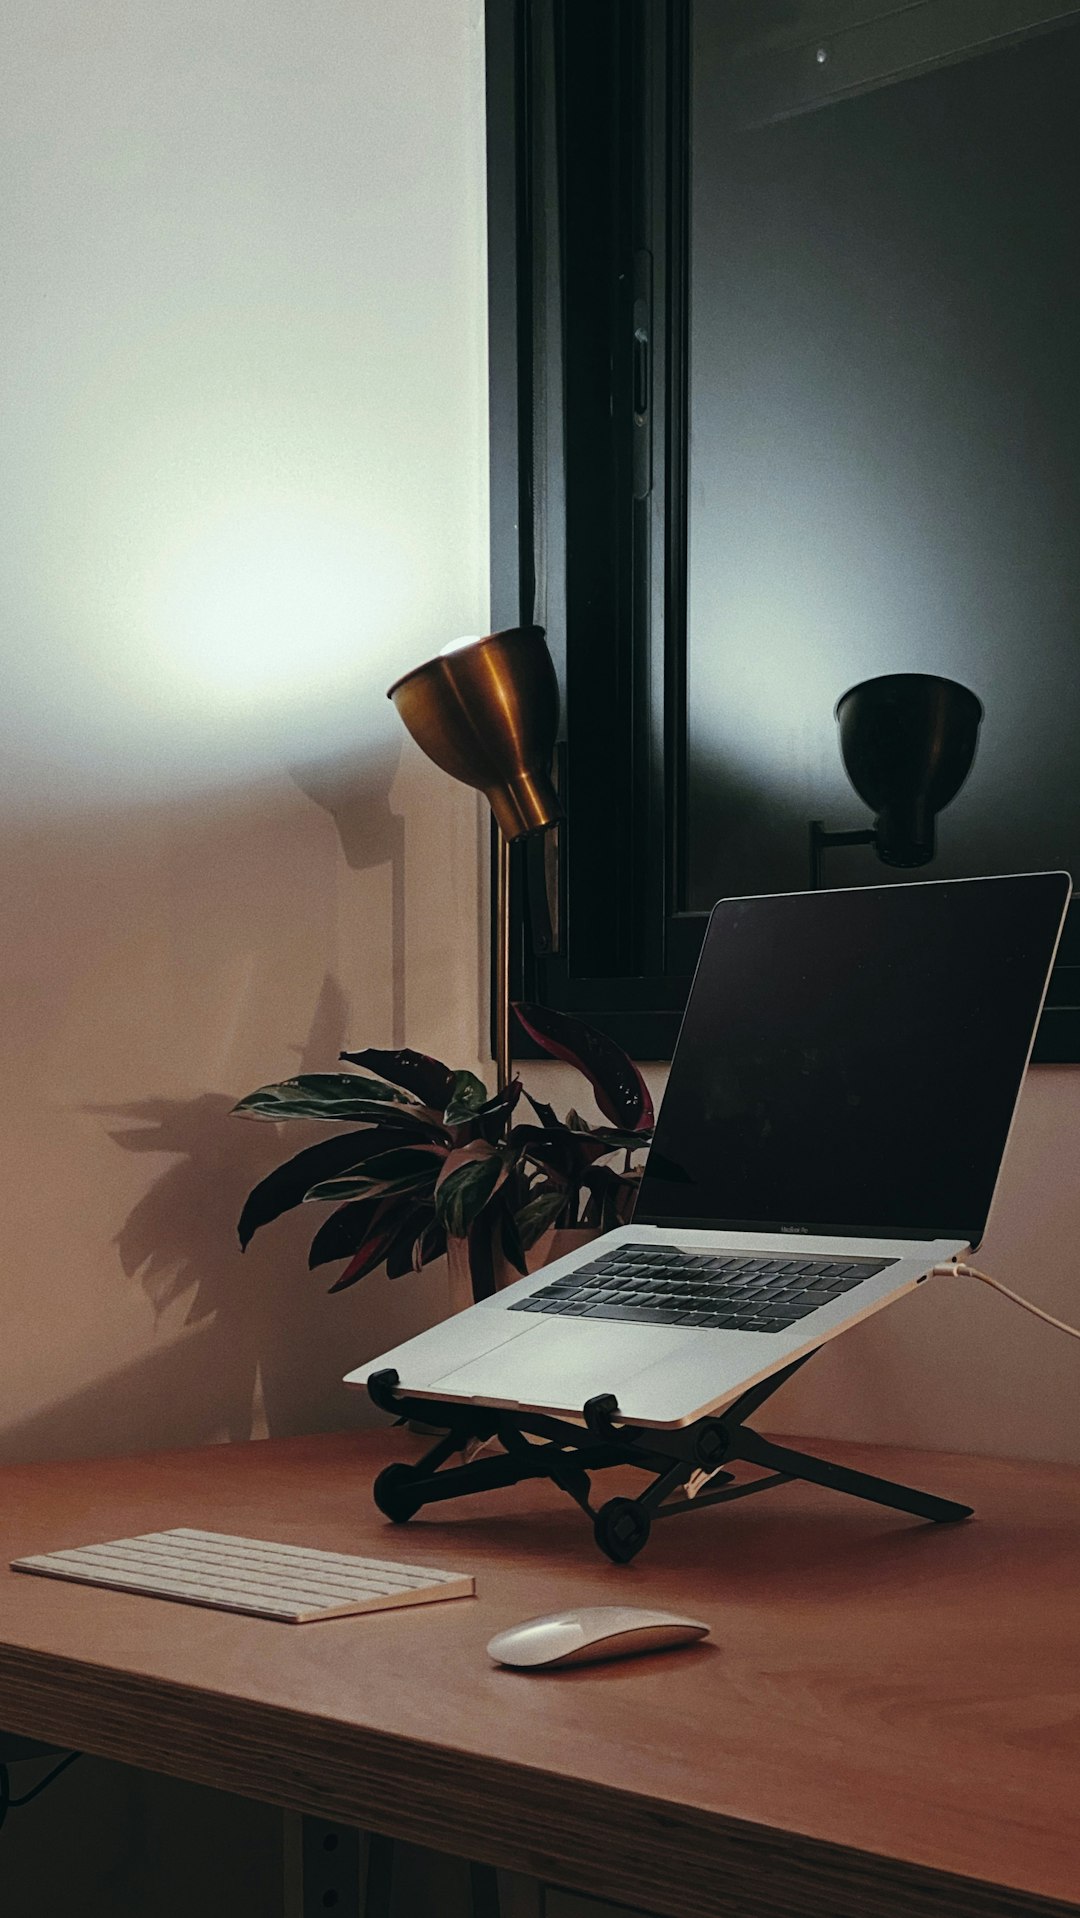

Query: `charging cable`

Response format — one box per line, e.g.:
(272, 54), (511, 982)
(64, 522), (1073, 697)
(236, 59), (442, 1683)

(930, 1261), (1080, 1340)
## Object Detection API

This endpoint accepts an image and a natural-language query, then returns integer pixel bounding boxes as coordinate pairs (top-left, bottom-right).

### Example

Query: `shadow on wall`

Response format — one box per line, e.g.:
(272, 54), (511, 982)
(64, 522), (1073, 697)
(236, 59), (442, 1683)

(292, 742), (406, 1046)
(0, 972), (420, 1463)
(0, 742), (481, 1467)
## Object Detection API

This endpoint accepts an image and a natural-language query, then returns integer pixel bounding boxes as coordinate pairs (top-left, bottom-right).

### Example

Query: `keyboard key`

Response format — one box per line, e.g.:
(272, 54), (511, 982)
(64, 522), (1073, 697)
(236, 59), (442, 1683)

(584, 1304), (683, 1324)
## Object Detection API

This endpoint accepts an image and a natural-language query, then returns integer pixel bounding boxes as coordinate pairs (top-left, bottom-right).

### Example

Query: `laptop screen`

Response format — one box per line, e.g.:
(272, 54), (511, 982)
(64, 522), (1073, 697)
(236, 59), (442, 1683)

(637, 873), (1070, 1245)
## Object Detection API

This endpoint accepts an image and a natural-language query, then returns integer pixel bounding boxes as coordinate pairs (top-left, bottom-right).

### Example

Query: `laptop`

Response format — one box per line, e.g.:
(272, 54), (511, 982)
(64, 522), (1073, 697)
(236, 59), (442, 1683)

(345, 872), (1070, 1429)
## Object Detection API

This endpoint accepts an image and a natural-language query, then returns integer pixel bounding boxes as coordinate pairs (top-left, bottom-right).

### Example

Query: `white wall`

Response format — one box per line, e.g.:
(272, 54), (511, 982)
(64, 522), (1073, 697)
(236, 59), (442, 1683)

(0, 0), (490, 1469)
(1, 0), (489, 813)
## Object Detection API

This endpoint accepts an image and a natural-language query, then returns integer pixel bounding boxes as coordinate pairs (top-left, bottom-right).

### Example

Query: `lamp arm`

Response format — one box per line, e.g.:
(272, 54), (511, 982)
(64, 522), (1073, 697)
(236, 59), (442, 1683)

(495, 828), (512, 1091)
(808, 821), (877, 890)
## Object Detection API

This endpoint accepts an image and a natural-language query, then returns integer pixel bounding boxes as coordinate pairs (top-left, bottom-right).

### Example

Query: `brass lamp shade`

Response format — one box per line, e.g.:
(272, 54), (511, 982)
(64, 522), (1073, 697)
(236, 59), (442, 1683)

(387, 626), (562, 841)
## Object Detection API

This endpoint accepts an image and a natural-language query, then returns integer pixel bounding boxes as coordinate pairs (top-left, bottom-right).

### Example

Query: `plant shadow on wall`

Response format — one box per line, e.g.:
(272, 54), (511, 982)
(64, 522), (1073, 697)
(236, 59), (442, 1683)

(0, 976), (383, 1462)
(234, 1005), (655, 1303)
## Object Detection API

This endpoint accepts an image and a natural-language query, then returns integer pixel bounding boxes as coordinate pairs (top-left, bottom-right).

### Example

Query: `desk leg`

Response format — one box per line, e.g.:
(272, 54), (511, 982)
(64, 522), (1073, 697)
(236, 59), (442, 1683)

(286, 1819), (506, 1918)
(364, 1831), (394, 1917)
(470, 1861), (502, 1918)
(283, 1814), (362, 1918)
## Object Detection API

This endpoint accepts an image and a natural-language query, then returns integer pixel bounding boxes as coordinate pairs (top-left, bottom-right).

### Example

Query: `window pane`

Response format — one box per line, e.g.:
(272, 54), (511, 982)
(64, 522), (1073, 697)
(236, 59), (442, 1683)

(687, 9), (1080, 905)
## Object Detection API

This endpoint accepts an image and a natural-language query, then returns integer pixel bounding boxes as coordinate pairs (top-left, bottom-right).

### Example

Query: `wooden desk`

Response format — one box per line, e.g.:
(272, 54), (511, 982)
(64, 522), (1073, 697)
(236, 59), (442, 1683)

(0, 1430), (1077, 1918)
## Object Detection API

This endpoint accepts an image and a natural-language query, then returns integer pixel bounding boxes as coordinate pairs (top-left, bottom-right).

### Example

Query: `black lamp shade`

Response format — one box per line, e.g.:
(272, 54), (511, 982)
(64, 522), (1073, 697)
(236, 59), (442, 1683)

(835, 673), (983, 868)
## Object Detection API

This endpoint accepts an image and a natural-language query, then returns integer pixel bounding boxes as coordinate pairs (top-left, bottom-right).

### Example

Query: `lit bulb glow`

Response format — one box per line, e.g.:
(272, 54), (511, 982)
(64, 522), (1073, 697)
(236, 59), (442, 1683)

(145, 502), (397, 708)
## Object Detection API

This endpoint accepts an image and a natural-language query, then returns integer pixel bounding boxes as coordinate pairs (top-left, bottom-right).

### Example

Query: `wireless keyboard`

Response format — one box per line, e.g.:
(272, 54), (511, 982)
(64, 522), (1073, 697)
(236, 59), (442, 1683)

(12, 1528), (474, 1623)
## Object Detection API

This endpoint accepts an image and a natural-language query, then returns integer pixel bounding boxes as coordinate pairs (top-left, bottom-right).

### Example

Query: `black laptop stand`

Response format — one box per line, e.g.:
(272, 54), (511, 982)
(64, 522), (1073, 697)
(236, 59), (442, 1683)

(365, 1355), (972, 1564)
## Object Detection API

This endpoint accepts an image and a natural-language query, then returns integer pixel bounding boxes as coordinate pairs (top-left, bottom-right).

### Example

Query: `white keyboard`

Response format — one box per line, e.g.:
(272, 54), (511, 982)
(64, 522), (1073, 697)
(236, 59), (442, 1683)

(12, 1527), (474, 1623)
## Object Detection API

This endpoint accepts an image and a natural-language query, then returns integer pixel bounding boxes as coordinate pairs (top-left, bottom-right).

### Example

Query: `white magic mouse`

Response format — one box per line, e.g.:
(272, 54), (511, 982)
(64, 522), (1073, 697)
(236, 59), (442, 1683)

(486, 1605), (709, 1670)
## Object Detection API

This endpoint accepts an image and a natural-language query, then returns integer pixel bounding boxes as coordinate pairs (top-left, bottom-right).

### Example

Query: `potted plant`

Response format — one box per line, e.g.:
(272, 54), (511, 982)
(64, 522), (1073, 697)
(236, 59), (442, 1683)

(235, 1004), (654, 1303)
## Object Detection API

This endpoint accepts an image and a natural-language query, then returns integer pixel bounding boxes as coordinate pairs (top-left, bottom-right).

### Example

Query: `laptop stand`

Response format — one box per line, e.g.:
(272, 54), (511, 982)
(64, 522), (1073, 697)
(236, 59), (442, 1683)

(365, 1355), (972, 1564)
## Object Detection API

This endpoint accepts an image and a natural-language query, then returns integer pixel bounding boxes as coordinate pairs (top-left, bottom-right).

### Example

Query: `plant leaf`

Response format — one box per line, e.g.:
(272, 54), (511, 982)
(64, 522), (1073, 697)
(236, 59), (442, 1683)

(465, 1212), (498, 1300)
(513, 1186), (568, 1251)
(413, 1215), (447, 1270)
(319, 1199), (446, 1288)
(435, 1147), (509, 1237)
(499, 1198), (529, 1278)
(510, 1124), (612, 1172)
(331, 1101), (450, 1136)
(443, 1069), (490, 1126)
(385, 1207), (434, 1279)
(233, 1074), (413, 1122)
(302, 1177), (387, 1204)
(522, 1087), (559, 1128)
(237, 1129), (402, 1250)
(339, 1048), (456, 1110)
(581, 1165), (637, 1234)
(434, 1140), (501, 1190)
(308, 1198), (384, 1270)
(613, 1170), (643, 1226)
(305, 1144), (445, 1204)
(472, 1077), (523, 1140)
(512, 1003), (654, 1133)
(328, 1201), (405, 1291)
(589, 1127), (654, 1151)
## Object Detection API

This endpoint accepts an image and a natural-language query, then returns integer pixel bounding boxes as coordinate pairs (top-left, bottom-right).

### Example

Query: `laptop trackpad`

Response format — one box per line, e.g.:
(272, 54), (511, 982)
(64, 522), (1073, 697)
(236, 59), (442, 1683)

(430, 1317), (691, 1408)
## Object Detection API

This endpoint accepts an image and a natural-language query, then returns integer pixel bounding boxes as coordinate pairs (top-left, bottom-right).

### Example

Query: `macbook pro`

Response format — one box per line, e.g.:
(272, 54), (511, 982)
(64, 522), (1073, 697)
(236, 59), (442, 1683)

(345, 873), (1069, 1428)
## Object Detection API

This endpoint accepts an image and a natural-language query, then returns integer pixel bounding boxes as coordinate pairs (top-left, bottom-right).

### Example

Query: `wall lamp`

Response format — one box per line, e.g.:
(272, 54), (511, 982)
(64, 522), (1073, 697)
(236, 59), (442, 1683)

(809, 672), (983, 889)
(387, 626), (562, 1088)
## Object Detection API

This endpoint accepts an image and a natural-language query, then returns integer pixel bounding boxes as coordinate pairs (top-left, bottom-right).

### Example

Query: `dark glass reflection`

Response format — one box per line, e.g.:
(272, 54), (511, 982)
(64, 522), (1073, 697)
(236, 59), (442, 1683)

(688, 13), (1080, 903)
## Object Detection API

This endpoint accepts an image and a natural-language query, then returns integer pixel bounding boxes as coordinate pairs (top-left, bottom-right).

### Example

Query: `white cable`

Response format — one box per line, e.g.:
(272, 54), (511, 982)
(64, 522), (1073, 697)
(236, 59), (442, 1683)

(930, 1261), (1080, 1341)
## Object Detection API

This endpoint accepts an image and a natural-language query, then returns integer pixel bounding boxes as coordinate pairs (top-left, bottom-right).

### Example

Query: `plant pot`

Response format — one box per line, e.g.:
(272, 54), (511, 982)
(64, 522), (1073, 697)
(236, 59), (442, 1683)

(444, 1233), (475, 1316)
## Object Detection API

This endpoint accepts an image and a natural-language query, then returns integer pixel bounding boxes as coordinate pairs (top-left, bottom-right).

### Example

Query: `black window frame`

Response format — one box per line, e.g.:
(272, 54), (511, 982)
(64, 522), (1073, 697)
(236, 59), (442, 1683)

(485, 0), (1080, 1062)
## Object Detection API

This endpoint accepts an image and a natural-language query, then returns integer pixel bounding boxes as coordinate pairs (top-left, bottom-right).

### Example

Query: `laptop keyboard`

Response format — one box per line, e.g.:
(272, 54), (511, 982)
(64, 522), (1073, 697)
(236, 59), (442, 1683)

(508, 1244), (897, 1334)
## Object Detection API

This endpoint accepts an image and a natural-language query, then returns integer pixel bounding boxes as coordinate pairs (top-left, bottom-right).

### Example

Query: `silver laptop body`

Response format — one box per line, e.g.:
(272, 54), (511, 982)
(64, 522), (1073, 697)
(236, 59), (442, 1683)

(345, 873), (1069, 1429)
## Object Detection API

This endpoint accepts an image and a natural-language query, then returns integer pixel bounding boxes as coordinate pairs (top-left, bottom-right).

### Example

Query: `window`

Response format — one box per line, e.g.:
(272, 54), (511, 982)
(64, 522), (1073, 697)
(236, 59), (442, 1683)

(486, 0), (1080, 1060)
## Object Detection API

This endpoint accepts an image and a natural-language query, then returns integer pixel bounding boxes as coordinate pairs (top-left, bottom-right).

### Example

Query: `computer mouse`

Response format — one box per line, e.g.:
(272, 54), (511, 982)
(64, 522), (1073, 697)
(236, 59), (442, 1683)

(486, 1605), (709, 1670)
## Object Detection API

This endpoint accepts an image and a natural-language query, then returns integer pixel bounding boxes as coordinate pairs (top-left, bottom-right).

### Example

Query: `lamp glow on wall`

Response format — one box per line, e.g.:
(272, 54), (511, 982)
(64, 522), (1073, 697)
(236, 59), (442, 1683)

(810, 672), (984, 887)
(388, 627), (562, 1087)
